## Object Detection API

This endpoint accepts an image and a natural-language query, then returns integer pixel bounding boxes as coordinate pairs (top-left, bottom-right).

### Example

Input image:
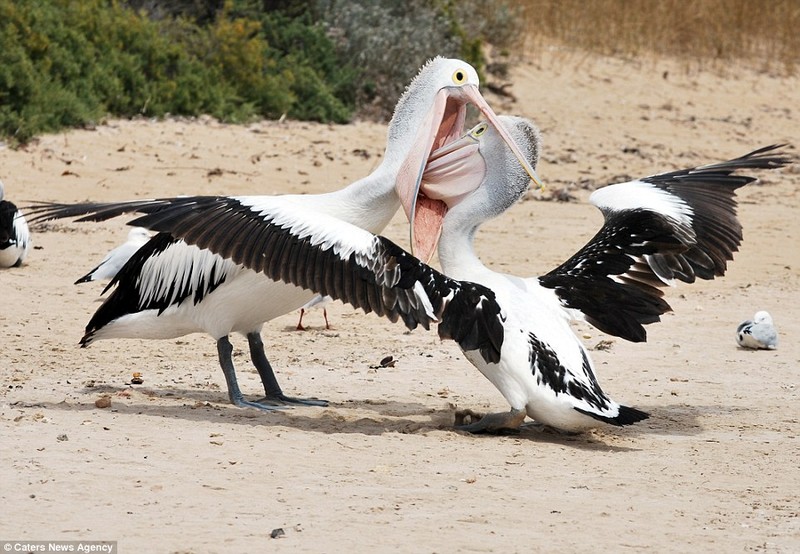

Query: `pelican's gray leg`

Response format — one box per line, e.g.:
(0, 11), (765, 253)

(454, 408), (527, 434)
(247, 332), (328, 407)
(216, 336), (285, 411)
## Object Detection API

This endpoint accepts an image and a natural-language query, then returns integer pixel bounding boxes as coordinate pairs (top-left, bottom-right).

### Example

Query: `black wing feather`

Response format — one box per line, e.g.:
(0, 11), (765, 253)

(539, 145), (794, 343)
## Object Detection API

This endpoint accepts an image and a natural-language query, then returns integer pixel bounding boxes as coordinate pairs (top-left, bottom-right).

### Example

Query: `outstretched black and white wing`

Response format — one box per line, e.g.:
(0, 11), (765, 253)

(537, 145), (793, 342)
(25, 195), (505, 363)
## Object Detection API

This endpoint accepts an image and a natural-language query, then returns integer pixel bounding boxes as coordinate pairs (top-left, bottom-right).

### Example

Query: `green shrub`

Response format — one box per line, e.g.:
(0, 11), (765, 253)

(0, 0), (242, 141)
(0, 0), (526, 143)
(315, 0), (461, 118)
(0, 1), (104, 142)
(233, 9), (354, 122)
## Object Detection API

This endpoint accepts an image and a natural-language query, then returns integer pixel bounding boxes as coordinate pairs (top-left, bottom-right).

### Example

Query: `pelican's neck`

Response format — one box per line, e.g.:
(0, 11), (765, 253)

(309, 161), (401, 234)
(307, 101), (430, 234)
(438, 217), (487, 282)
(302, 68), (443, 233)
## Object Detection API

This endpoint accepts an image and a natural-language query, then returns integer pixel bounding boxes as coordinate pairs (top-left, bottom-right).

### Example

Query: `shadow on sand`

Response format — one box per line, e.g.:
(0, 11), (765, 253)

(10, 385), (727, 452)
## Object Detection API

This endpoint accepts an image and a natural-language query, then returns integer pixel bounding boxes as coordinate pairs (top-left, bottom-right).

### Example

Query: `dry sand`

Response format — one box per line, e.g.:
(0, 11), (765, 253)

(1, 50), (799, 552)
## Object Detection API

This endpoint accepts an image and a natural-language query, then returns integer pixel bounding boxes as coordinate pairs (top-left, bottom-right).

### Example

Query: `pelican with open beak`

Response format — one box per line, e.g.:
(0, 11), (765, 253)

(395, 66), (543, 262)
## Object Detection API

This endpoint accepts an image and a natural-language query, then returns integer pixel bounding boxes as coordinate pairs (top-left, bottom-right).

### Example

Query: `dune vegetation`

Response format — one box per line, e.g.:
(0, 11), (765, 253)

(0, 0), (796, 144)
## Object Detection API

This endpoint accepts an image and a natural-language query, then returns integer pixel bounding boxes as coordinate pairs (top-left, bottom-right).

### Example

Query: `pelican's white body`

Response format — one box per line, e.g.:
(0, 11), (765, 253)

(441, 233), (618, 431)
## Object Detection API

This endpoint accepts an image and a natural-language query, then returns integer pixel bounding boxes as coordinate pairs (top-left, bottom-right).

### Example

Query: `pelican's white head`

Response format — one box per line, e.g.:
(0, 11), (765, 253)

(390, 57), (542, 262)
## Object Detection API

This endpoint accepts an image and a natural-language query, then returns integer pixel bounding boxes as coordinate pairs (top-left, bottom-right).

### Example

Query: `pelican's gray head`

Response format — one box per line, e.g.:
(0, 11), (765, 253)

(421, 115), (541, 227)
(470, 115), (541, 219)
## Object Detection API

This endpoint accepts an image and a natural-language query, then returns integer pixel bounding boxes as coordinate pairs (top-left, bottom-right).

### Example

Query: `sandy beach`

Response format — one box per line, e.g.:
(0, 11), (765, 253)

(1, 50), (799, 552)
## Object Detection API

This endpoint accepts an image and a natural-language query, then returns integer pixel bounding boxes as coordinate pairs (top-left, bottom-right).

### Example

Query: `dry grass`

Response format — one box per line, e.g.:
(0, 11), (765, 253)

(517, 0), (800, 73)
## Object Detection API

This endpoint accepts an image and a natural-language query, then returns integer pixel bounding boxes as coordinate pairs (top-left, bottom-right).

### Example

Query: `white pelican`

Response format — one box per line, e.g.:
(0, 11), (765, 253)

(736, 311), (778, 349)
(0, 179), (30, 268)
(420, 130), (789, 431)
(34, 117), (792, 433)
(75, 227), (151, 284)
(25, 57), (541, 412)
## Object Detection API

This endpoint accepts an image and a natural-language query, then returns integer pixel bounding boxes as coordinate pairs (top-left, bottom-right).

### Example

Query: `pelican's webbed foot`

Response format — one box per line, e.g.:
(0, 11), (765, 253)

(454, 408), (527, 434)
(217, 336), (290, 412)
(254, 393), (329, 407)
(246, 332), (329, 407)
(230, 396), (290, 412)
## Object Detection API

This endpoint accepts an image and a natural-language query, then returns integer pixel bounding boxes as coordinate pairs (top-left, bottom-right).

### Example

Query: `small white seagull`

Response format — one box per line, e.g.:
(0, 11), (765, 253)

(736, 311), (778, 350)
(75, 227), (151, 284)
(0, 179), (30, 268)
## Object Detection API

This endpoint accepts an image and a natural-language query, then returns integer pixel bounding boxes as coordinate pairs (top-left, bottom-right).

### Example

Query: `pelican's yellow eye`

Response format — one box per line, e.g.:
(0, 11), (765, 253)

(452, 69), (467, 84)
(470, 123), (488, 138)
